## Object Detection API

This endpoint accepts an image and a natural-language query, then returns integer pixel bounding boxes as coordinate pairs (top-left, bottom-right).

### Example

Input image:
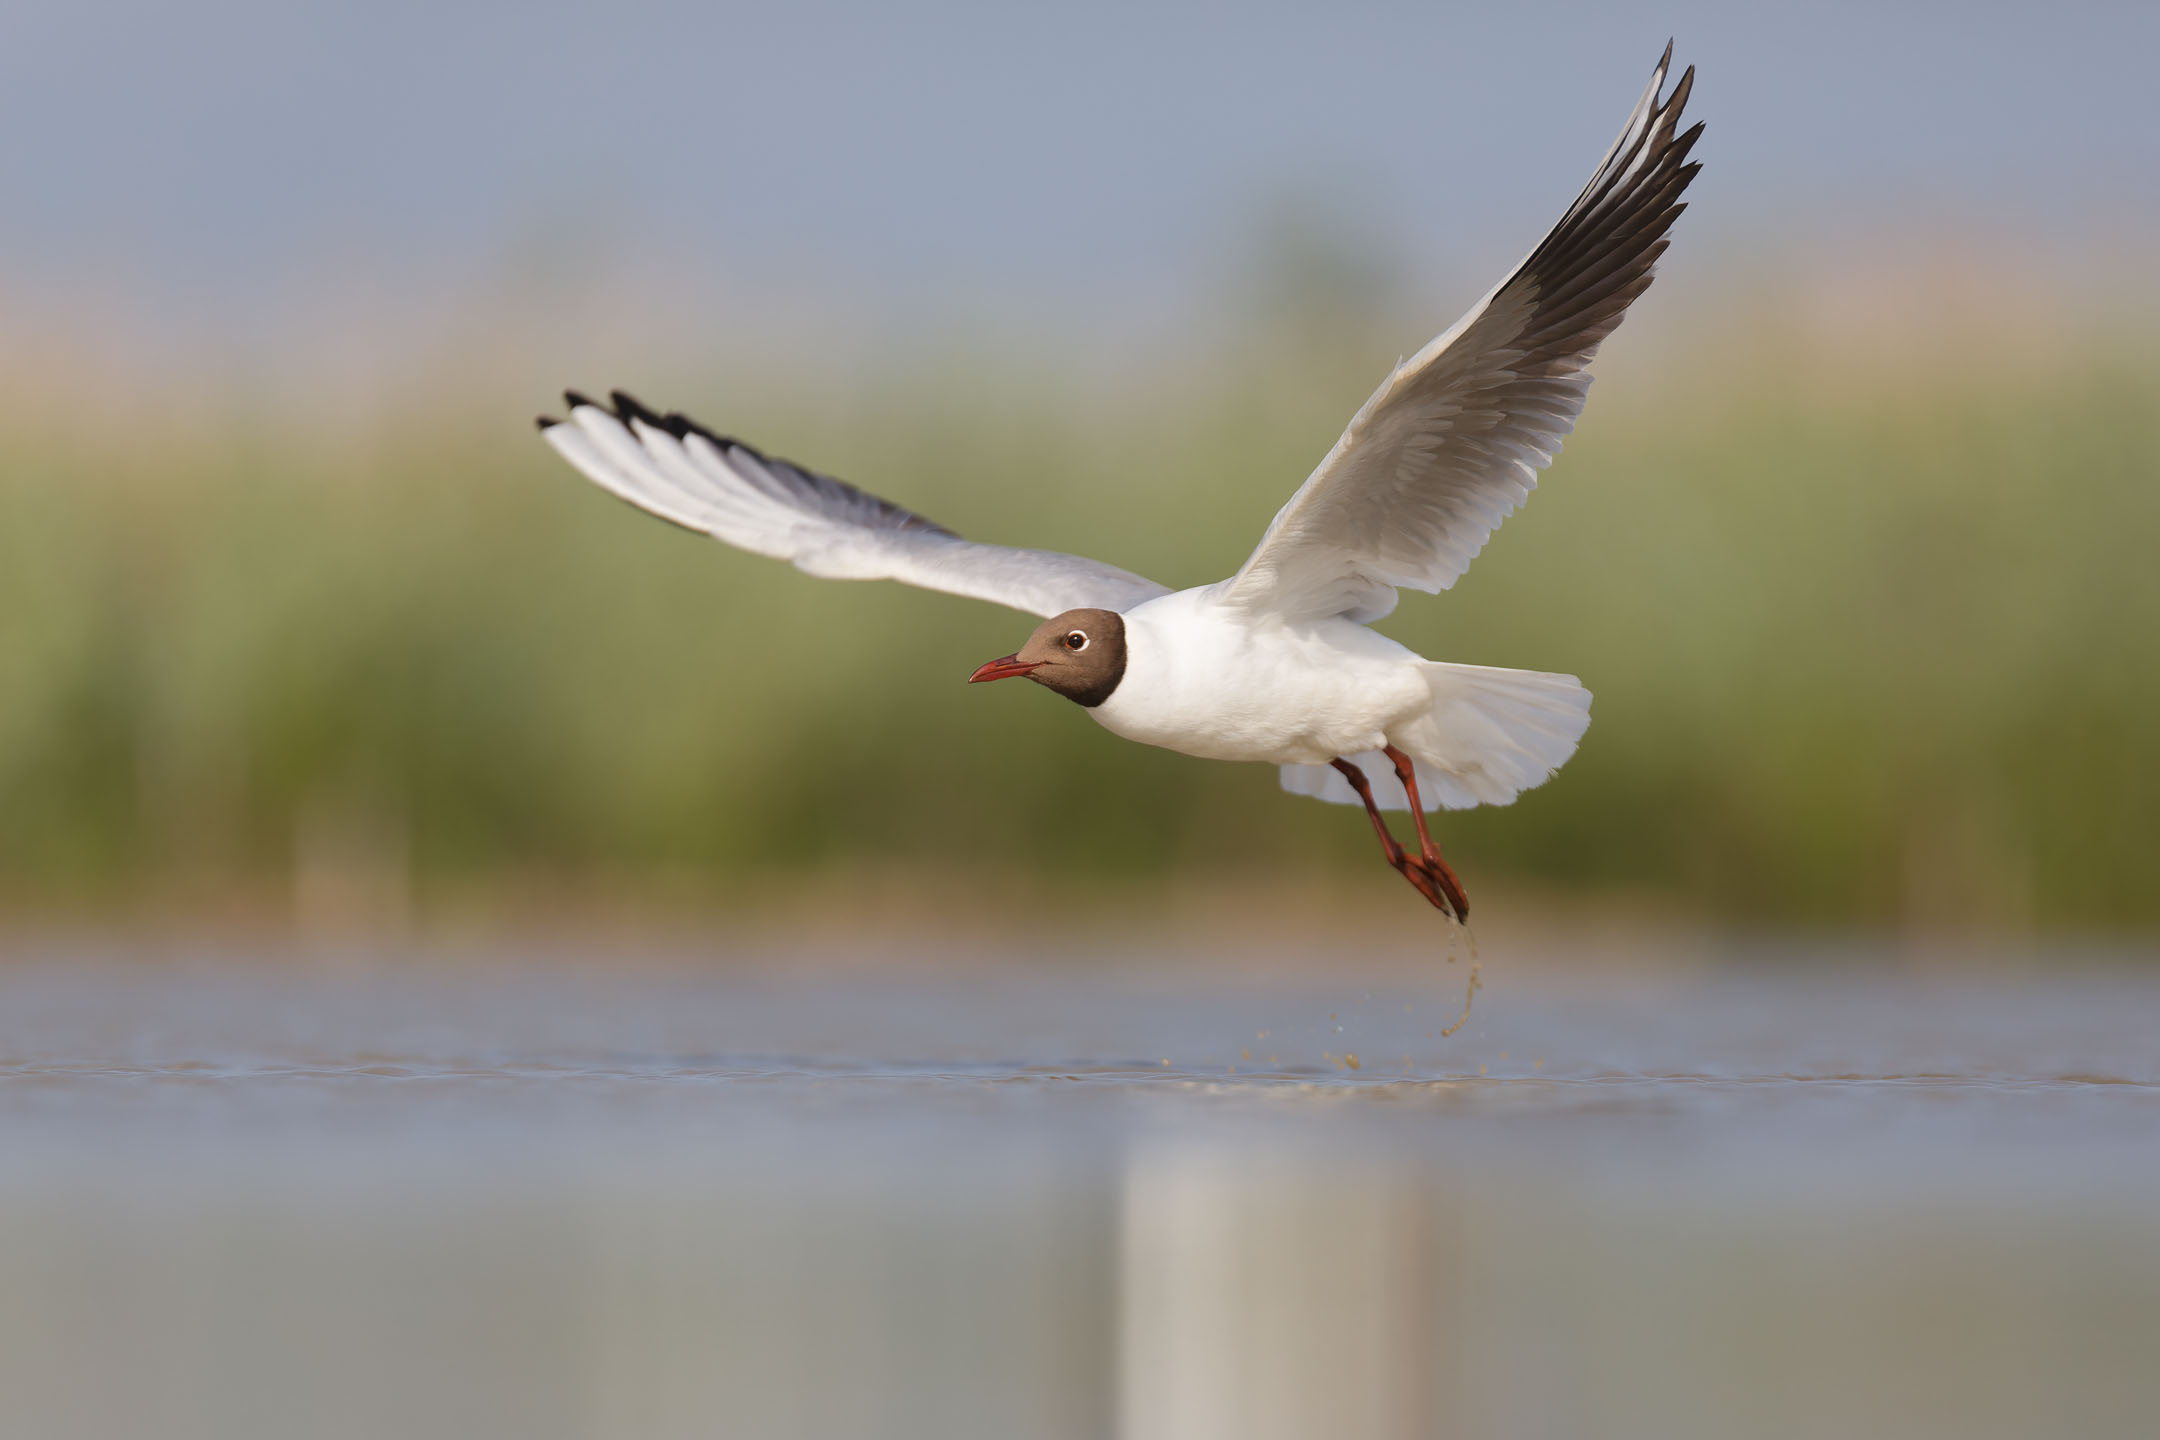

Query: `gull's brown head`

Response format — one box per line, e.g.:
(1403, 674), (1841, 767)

(968, 608), (1127, 708)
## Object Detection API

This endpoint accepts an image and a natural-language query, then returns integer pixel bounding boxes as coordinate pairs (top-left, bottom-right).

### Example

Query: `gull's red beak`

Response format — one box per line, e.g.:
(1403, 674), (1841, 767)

(969, 654), (1041, 683)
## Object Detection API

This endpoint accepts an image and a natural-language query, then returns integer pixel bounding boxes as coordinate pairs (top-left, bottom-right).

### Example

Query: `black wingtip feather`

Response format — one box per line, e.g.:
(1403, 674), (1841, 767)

(610, 390), (665, 426)
(547, 387), (971, 545)
(668, 408), (766, 460)
(1669, 64), (1696, 114)
(534, 415), (560, 431)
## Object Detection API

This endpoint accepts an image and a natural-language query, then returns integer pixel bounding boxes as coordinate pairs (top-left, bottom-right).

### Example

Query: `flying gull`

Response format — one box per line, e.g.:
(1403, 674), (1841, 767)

(537, 44), (1703, 922)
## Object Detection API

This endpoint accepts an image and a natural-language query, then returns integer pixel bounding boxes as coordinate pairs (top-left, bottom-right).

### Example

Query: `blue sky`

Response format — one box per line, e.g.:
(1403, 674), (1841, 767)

(1, 1), (2152, 346)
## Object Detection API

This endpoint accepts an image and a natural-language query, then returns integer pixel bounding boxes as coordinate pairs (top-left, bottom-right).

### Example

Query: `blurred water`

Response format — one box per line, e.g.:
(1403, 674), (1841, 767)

(0, 953), (2154, 1440)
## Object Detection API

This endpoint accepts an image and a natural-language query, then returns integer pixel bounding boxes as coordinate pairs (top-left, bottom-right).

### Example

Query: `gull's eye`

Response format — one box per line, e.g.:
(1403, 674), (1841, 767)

(1063, 630), (1089, 652)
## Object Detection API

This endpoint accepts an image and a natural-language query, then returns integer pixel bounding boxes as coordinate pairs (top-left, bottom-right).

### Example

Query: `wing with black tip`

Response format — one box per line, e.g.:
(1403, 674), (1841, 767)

(537, 392), (1172, 619)
(1214, 44), (1703, 624)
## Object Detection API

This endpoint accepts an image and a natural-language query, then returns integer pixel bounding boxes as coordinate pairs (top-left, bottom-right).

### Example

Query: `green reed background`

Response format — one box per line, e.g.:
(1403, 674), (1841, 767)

(1, 260), (2154, 931)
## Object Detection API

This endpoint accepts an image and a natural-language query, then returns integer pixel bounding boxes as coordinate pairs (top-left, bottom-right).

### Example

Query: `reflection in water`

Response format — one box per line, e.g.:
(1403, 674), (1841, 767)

(1120, 1144), (1439, 1440)
(1115, 1140), (2160, 1440)
(0, 962), (2155, 1439)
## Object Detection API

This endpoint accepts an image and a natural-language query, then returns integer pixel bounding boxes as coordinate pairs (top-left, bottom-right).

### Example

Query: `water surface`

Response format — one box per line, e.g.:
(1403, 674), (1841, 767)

(2, 951), (2155, 1440)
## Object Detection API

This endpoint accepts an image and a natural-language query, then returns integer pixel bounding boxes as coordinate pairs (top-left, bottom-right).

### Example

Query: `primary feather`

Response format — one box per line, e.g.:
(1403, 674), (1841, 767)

(538, 391), (1170, 619)
(1215, 43), (1703, 624)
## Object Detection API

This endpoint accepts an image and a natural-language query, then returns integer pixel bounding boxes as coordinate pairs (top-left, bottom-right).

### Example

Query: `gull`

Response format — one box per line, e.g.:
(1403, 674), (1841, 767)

(536, 45), (1702, 922)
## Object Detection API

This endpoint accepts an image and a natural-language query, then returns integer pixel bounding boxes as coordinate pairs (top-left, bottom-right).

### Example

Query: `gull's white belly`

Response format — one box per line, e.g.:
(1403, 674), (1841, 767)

(1090, 589), (1433, 765)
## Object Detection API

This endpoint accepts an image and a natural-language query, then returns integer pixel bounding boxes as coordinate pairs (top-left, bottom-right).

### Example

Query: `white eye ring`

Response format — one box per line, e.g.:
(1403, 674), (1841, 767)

(1063, 631), (1089, 652)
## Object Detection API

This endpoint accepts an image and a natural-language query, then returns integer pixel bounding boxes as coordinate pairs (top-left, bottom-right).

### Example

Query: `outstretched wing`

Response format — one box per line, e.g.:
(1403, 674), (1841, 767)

(537, 391), (1171, 618)
(1214, 44), (1703, 624)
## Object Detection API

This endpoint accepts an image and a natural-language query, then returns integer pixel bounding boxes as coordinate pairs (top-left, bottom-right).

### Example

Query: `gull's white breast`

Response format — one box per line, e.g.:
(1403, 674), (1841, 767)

(1091, 588), (1433, 766)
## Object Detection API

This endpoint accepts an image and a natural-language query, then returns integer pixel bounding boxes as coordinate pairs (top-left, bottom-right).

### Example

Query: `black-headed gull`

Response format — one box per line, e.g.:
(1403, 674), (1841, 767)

(538, 45), (1702, 922)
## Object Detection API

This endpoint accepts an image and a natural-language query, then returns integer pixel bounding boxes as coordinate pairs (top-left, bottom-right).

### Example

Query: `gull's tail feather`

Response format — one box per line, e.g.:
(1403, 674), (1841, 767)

(1280, 663), (1591, 812)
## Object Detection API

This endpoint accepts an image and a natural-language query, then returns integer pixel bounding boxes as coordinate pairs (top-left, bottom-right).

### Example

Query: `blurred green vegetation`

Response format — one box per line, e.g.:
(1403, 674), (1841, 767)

(1, 264), (2155, 931)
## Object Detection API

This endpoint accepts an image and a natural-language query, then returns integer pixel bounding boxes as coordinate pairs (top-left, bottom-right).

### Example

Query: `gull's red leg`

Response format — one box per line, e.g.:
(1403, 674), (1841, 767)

(1383, 746), (1469, 920)
(1332, 757), (1407, 868)
(1331, 757), (1463, 920)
